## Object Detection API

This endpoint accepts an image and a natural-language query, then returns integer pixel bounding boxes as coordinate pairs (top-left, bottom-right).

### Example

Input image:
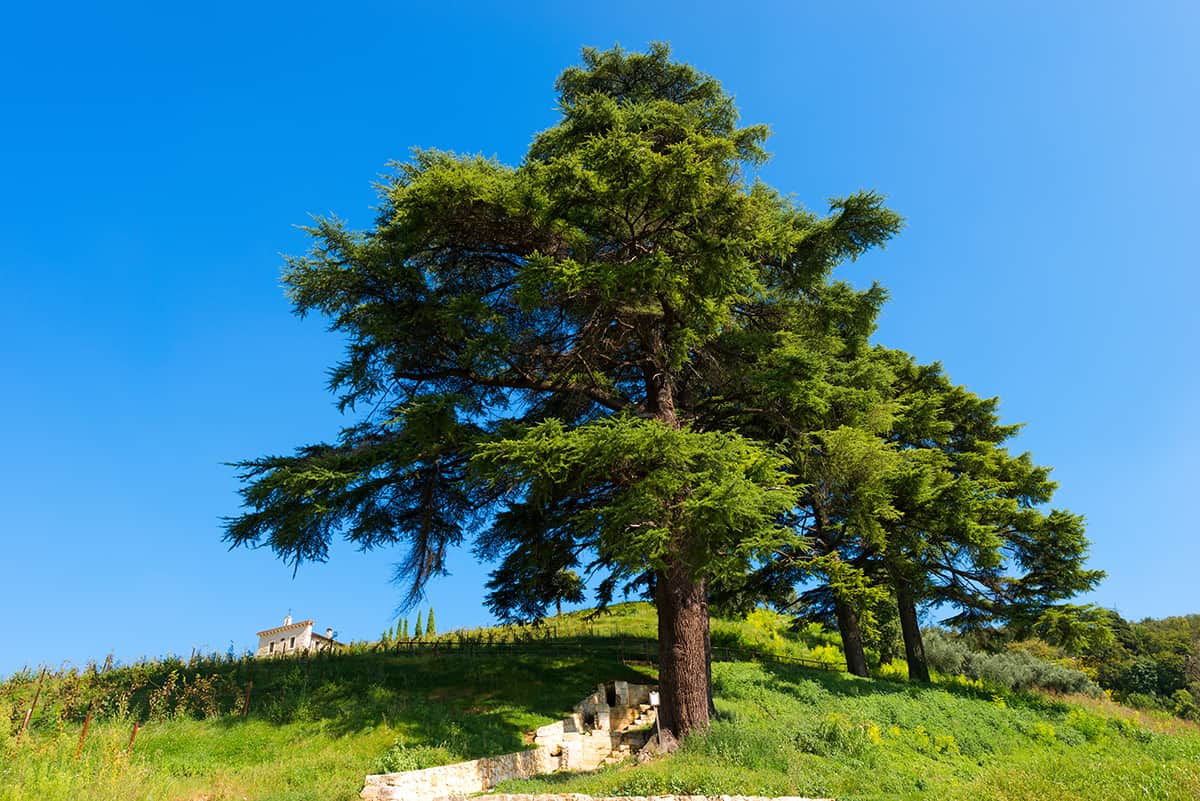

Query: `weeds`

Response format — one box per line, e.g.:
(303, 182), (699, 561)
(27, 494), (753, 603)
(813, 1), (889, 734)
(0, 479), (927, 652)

(5, 603), (1199, 801)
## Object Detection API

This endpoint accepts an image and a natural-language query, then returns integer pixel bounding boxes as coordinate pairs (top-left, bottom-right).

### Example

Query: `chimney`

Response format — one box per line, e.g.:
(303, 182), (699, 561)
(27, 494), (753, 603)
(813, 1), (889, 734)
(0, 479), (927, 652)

(284, 614), (292, 625)
(325, 627), (333, 639)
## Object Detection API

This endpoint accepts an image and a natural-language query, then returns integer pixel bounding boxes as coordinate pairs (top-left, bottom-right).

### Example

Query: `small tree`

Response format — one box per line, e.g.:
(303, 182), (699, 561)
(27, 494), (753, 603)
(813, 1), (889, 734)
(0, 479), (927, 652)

(426, 607), (437, 639)
(414, 611), (424, 641)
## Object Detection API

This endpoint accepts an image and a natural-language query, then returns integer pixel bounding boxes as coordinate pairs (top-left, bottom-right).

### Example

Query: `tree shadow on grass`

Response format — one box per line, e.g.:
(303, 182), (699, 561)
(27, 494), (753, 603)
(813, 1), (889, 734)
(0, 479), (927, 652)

(749, 659), (1072, 715)
(208, 647), (657, 755)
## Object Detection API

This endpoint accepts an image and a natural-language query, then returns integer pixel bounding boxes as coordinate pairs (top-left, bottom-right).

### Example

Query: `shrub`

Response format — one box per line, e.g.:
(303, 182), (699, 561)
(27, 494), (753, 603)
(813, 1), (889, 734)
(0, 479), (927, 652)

(925, 632), (970, 676)
(1122, 691), (1163, 711)
(375, 740), (456, 773)
(1066, 709), (1109, 742)
(1121, 658), (1162, 696)
(794, 712), (875, 759)
(875, 661), (909, 682)
(1023, 720), (1057, 745)
(924, 630), (1098, 695)
(1171, 688), (1200, 720)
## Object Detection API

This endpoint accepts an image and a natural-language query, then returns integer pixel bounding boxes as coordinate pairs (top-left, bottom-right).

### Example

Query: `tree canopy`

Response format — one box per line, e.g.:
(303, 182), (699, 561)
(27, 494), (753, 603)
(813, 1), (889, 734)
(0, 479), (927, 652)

(224, 43), (1096, 736)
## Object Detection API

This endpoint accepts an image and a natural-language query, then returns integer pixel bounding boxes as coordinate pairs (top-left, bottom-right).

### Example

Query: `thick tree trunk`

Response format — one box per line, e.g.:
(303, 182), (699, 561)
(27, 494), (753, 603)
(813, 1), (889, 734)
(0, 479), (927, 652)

(641, 339), (710, 737)
(655, 559), (711, 738)
(704, 619), (716, 717)
(896, 582), (930, 683)
(833, 596), (870, 677)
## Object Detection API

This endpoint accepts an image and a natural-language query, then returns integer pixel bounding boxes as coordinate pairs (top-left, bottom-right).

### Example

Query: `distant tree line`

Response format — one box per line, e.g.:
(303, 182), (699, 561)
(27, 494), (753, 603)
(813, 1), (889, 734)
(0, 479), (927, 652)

(1022, 607), (1200, 718)
(379, 607), (437, 646)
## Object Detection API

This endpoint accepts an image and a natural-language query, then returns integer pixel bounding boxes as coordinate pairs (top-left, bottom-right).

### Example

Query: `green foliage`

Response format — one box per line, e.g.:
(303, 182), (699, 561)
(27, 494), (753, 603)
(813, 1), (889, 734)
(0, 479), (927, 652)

(1067, 612), (1200, 718)
(923, 630), (1098, 695)
(222, 45), (902, 662)
(499, 659), (1200, 800)
(1171, 689), (1199, 720)
(375, 740), (455, 773)
(0, 625), (653, 800)
(1033, 604), (1116, 655)
(425, 608), (436, 639)
(474, 416), (798, 583)
(220, 40), (1107, 739)
(5, 605), (1200, 801)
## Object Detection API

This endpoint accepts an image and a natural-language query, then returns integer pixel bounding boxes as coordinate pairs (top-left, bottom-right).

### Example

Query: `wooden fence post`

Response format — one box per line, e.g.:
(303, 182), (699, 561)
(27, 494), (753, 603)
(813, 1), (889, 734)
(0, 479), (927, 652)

(241, 679), (254, 717)
(126, 721), (140, 754)
(75, 701), (95, 759)
(15, 667), (47, 746)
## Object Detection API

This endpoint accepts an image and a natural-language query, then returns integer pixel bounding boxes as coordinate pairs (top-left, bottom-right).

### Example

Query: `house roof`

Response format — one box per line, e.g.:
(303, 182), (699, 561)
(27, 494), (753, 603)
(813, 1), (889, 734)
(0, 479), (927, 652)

(256, 619), (313, 637)
(310, 632), (346, 647)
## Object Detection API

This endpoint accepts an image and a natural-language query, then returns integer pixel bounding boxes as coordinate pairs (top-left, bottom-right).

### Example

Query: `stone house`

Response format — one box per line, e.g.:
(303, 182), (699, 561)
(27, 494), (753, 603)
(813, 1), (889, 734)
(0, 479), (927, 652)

(255, 614), (343, 657)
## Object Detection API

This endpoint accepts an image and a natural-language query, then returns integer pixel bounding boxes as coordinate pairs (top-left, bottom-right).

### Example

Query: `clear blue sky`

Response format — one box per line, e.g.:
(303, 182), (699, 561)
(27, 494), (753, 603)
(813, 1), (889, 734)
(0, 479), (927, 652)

(2, 1), (1196, 676)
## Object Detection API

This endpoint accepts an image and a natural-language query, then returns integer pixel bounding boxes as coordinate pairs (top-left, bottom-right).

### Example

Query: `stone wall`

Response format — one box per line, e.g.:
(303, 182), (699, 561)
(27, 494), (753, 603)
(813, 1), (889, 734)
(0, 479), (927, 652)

(361, 747), (557, 801)
(361, 682), (660, 801)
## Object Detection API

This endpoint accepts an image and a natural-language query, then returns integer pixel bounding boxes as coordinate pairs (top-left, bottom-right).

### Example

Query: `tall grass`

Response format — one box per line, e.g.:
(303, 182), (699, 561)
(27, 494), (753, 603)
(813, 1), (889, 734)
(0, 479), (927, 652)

(1, 644), (651, 801)
(498, 660), (1200, 800)
(5, 603), (1196, 801)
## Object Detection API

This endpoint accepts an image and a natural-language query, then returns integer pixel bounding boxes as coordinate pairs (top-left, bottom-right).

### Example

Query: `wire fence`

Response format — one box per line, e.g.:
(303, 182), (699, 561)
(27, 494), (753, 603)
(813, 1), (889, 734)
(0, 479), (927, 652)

(367, 634), (843, 673)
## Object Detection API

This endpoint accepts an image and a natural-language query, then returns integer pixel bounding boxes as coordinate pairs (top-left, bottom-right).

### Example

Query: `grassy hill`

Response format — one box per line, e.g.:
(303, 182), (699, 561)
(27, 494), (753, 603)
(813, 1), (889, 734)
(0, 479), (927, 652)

(3, 603), (1199, 801)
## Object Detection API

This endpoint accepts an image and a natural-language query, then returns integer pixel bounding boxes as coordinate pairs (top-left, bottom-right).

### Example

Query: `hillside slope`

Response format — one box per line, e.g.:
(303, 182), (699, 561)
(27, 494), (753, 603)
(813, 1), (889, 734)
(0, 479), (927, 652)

(3, 604), (1198, 801)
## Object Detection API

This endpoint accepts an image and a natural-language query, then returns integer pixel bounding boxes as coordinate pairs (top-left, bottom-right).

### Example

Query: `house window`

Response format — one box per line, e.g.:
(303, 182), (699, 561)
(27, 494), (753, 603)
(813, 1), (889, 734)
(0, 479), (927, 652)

(290, 637), (296, 648)
(269, 641), (275, 653)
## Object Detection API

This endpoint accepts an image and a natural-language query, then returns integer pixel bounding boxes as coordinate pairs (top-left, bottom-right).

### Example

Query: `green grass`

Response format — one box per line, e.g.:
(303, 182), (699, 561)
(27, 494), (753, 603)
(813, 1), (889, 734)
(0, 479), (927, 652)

(4, 602), (1199, 800)
(498, 659), (1200, 800)
(1, 640), (652, 801)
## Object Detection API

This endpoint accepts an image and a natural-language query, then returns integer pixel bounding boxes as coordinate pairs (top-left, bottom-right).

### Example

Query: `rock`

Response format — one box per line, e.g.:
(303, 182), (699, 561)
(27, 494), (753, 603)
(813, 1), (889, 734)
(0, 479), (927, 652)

(635, 729), (679, 763)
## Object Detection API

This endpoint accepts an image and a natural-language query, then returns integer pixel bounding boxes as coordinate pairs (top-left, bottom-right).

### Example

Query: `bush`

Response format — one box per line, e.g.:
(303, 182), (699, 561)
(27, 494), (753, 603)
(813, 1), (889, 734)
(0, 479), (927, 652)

(924, 630), (1098, 695)
(375, 739), (456, 773)
(925, 631), (970, 676)
(794, 712), (876, 759)
(1173, 688), (1200, 720)
(1121, 691), (1163, 712)
(1066, 709), (1109, 742)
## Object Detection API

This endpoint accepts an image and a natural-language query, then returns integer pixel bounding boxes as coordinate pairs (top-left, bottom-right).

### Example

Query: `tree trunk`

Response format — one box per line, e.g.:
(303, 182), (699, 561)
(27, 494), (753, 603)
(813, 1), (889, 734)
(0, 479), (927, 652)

(641, 341), (710, 736)
(833, 596), (870, 677)
(896, 582), (930, 683)
(655, 558), (711, 738)
(704, 615), (717, 717)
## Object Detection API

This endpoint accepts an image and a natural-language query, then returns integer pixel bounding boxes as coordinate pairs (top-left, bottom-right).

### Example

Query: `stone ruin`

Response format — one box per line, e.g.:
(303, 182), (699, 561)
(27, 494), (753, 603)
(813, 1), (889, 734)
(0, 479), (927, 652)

(360, 681), (660, 801)
(534, 679), (658, 770)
